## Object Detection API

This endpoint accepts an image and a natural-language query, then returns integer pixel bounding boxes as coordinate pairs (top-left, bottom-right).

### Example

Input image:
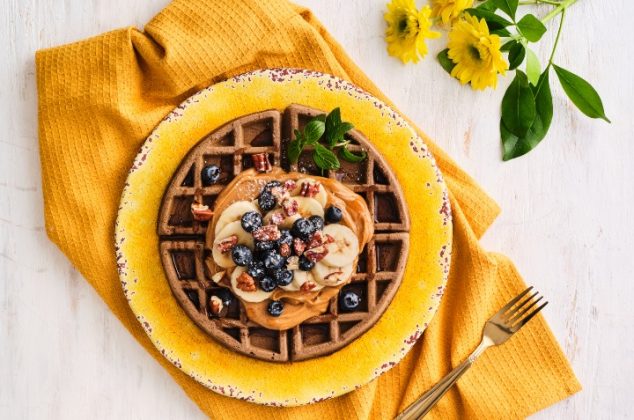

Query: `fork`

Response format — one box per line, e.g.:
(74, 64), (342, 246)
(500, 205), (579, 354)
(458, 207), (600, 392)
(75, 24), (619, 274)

(395, 286), (548, 420)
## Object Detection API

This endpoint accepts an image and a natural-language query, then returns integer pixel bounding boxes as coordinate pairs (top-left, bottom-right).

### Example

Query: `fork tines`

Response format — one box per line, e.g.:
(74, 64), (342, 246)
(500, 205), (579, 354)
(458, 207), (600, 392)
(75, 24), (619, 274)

(498, 287), (548, 332)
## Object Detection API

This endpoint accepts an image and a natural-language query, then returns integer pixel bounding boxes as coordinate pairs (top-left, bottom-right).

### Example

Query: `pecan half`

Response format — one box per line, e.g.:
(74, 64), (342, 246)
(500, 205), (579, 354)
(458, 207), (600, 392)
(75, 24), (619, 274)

(236, 272), (256, 292)
(293, 237), (306, 255)
(281, 198), (298, 217)
(191, 202), (213, 221)
(279, 243), (291, 257)
(300, 281), (317, 292)
(269, 211), (285, 225)
(307, 230), (324, 249)
(216, 235), (238, 253)
(252, 224), (281, 241)
(304, 245), (328, 263)
(209, 295), (227, 317)
(299, 181), (321, 198)
(252, 153), (272, 173)
(270, 186), (290, 203)
(283, 179), (297, 191)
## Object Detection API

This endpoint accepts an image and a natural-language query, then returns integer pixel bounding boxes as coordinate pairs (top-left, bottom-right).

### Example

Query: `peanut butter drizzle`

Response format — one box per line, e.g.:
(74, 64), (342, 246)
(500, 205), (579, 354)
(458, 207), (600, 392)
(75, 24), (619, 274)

(205, 168), (373, 330)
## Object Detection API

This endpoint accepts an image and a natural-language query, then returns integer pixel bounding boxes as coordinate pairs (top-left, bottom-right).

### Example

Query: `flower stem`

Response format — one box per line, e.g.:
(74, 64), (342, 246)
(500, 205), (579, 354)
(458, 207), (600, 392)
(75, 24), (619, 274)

(541, 0), (578, 24)
(547, 8), (566, 65)
(519, 0), (561, 5)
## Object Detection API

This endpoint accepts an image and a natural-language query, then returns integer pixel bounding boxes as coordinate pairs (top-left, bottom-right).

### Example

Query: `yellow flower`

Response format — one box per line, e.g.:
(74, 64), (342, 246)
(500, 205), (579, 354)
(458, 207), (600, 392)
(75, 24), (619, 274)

(447, 14), (508, 90)
(385, 0), (440, 64)
(431, 0), (474, 24)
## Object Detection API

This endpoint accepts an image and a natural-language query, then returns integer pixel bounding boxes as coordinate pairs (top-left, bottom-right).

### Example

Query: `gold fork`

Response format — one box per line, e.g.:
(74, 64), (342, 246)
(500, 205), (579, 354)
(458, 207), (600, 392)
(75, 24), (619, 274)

(396, 286), (548, 420)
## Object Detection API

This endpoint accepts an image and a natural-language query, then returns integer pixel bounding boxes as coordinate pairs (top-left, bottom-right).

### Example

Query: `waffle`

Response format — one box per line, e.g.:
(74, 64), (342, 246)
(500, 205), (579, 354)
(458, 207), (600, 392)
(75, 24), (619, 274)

(158, 105), (410, 362)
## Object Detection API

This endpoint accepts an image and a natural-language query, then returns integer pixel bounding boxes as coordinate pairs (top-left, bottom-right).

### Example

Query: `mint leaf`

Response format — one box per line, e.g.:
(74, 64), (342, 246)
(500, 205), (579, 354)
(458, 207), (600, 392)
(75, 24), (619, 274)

(501, 40), (516, 52)
(288, 129), (304, 163)
(525, 48), (541, 86)
(492, 0), (518, 20)
(502, 69), (553, 160)
(508, 42), (526, 70)
(437, 49), (456, 74)
(553, 64), (610, 122)
(313, 144), (340, 170)
(477, 0), (498, 11)
(501, 70), (536, 138)
(340, 147), (367, 163)
(303, 120), (326, 144)
(517, 14), (547, 42)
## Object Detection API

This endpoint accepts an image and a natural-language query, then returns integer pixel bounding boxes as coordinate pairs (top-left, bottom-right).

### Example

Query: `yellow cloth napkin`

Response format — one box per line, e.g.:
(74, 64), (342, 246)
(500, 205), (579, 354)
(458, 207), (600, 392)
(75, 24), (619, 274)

(36, 0), (581, 418)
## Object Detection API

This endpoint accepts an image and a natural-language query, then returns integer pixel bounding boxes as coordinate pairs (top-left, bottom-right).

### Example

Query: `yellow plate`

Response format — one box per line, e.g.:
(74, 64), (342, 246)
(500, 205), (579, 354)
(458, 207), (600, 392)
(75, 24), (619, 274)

(115, 69), (452, 406)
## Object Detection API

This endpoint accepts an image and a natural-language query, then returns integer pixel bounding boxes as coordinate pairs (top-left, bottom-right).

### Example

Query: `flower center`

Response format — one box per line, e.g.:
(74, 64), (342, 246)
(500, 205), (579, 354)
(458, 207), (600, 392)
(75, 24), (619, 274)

(467, 44), (481, 61)
(398, 17), (408, 33)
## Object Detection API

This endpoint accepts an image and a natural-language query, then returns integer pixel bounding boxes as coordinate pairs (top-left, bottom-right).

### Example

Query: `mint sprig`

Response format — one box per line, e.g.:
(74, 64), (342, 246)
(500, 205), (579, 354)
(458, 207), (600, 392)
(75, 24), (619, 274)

(287, 107), (367, 171)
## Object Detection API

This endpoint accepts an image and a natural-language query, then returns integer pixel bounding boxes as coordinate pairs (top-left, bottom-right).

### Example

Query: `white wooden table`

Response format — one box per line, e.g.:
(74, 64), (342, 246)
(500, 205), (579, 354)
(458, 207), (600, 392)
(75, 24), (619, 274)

(1, 0), (632, 418)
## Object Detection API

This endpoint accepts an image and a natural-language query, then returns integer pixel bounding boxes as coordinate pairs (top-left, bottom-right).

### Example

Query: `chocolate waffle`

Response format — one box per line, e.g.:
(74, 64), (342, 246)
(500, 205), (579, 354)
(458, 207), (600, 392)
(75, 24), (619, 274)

(158, 105), (410, 362)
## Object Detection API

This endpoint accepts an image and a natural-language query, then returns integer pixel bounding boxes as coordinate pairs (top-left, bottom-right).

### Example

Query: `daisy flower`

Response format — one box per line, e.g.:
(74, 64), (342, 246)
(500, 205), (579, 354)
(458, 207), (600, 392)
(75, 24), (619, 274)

(431, 0), (474, 24)
(384, 0), (440, 64)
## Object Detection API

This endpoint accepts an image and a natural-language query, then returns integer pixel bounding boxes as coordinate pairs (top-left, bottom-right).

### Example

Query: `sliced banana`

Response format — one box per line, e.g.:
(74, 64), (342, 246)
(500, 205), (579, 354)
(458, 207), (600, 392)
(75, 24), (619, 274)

(321, 224), (359, 267)
(263, 211), (300, 229)
(280, 270), (324, 292)
(214, 201), (259, 235)
(291, 178), (328, 207)
(212, 221), (254, 268)
(230, 267), (272, 302)
(294, 196), (325, 219)
(312, 262), (354, 287)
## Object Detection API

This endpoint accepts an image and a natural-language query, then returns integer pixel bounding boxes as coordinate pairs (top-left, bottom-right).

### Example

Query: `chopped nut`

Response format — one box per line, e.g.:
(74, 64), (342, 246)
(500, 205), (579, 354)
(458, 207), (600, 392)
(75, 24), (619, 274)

(191, 202), (213, 221)
(270, 186), (290, 203)
(216, 235), (238, 253)
(283, 179), (297, 191)
(324, 234), (335, 244)
(211, 271), (226, 284)
(300, 281), (317, 292)
(281, 198), (298, 217)
(304, 245), (328, 262)
(236, 272), (256, 292)
(209, 295), (226, 317)
(307, 230), (324, 249)
(324, 271), (343, 282)
(286, 256), (300, 270)
(299, 181), (321, 198)
(279, 243), (291, 257)
(253, 224), (281, 241)
(269, 211), (285, 225)
(252, 153), (272, 173)
(293, 238), (306, 255)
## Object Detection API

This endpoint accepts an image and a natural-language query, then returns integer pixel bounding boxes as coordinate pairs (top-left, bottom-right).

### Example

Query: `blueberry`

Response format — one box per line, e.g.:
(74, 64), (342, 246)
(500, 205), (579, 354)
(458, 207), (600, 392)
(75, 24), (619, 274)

(255, 240), (276, 253)
(231, 245), (252, 266)
(262, 250), (285, 271)
(214, 289), (234, 307)
(267, 300), (284, 317)
(272, 269), (293, 286)
(241, 211), (262, 233)
(298, 255), (315, 271)
(258, 276), (277, 292)
(247, 260), (266, 279)
(292, 218), (314, 240)
(258, 191), (276, 212)
(325, 206), (343, 223)
(278, 229), (293, 246)
(201, 165), (221, 185)
(263, 180), (282, 192)
(309, 215), (324, 231)
(339, 290), (361, 312)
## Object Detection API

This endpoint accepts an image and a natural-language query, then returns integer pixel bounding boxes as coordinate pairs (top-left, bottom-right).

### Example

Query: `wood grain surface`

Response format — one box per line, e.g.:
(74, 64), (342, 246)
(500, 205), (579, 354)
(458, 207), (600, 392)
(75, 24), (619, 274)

(1, 0), (632, 418)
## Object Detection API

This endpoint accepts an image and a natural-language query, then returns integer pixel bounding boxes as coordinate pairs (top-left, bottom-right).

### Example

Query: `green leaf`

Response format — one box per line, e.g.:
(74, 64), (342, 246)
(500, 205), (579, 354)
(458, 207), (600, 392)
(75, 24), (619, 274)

(303, 120), (326, 144)
(464, 8), (513, 31)
(553, 64), (610, 122)
(477, 0), (498, 11)
(492, 0), (518, 20)
(508, 42), (526, 70)
(517, 14), (547, 42)
(314, 114), (326, 123)
(502, 69), (553, 160)
(313, 144), (340, 170)
(437, 49), (456, 74)
(339, 147), (367, 163)
(491, 27), (512, 37)
(288, 129), (304, 163)
(325, 108), (341, 144)
(501, 40), (515, 52)
(501, 70), (536, 138)
(525, 48), (541, 85)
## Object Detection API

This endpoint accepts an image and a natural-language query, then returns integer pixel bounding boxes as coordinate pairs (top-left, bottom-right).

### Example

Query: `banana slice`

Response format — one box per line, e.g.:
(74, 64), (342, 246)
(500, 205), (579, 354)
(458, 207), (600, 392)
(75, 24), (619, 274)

(230, 267), (272, 303)
(279, 270), (324, 292)
(291, 178), (328, 207)
(212, 221), (254, 268)
(214, 201), (260, 235)
(294, 196), (325, 219)
(312, 262), (354, 287)
(263, 211), (300, 229)
(321, 224), (359, 267)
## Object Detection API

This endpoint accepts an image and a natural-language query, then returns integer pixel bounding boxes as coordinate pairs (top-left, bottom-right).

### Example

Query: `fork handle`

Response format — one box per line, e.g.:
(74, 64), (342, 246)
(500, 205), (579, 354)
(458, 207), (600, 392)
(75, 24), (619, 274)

(395, 342), (488, 419)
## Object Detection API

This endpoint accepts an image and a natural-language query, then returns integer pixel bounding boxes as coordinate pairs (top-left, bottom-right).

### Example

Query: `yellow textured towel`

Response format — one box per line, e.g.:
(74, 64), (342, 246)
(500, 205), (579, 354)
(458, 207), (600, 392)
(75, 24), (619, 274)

(35, 0), (580, 418)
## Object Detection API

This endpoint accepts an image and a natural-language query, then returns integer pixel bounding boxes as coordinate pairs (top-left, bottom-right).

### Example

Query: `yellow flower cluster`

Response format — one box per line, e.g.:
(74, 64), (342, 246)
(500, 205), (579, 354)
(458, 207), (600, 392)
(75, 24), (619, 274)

(384, 0), (508, 90)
